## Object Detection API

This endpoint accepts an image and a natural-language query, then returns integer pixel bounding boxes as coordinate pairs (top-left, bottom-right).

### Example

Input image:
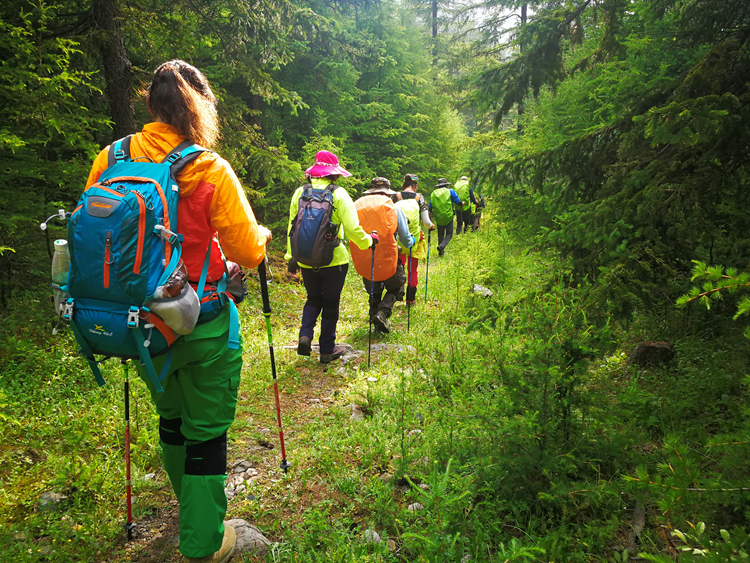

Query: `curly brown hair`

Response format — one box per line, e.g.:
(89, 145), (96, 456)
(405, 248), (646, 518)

(146, 60), (220, 148)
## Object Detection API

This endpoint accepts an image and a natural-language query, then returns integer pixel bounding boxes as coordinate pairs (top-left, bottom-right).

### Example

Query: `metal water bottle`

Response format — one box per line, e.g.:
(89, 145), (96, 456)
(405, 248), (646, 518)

(51, 239), (71, 315)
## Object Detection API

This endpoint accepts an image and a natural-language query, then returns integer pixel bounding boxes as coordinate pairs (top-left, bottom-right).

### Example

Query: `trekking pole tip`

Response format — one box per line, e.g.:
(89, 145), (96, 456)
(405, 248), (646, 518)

(281, 460), (291, 473)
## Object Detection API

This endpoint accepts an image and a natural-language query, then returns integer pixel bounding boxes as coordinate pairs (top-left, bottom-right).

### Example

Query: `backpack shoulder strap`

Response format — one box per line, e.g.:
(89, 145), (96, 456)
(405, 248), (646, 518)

(395, 192), (404, 202)
(324, 183), (339, 200)
(161, 141), (212, 178)
(107, 135), (134, 167)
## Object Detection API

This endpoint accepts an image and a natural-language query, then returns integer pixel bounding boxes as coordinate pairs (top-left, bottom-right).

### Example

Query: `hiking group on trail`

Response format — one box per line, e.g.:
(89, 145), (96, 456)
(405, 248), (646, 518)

(53, 58), (487, 563)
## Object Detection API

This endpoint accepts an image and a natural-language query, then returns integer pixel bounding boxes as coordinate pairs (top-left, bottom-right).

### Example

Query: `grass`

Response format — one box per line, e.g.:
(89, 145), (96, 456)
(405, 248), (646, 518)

(1, 210), (749, 562)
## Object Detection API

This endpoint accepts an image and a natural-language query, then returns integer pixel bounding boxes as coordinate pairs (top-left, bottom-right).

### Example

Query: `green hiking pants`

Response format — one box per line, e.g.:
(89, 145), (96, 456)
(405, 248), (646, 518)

(136, 306), (242, 558)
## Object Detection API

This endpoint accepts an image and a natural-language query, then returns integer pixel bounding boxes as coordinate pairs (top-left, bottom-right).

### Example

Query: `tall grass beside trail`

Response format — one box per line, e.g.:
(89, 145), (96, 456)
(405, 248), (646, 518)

(2, 209), (750, 562)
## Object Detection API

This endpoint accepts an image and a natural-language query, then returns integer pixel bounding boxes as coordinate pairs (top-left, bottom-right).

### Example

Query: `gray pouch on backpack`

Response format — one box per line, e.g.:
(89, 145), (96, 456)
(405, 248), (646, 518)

(148, 282), (201, 335)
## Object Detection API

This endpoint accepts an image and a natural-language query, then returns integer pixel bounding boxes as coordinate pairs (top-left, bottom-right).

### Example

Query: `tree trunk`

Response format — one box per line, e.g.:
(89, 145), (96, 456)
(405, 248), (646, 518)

(517, 3), (528, 131)
(92, 0), (137, 140)
(432, 0), (438, 67)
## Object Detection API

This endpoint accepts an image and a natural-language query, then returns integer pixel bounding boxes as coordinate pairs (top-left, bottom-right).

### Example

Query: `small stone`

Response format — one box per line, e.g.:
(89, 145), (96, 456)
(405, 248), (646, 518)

(307, 398), (320, 404)
(260, 428), (271, 433)
(348, 403), (364, 421)
(36, 491), (68, 512)
(367, 376), (378, 382)
(408, 429), (422, 437)
(407, 503), (424, 512)
(398, 485), (410, 494)
(242, 468), (258, 480)
(170, 534), (180, 548)
(236, 484), (246, 494)
(462, 554), (471, 563)
(472, 284), (493, 298)
(225, 489), (235, 501)
(387, 539), (397, 553)
(301, 368), (312, 376)
(232, 460), (253, 473)
(378, 473), (393, 485)
(225, 519), (271, 556)
(370, 343), (416, 354)
(258, 439), (274, 449)
(363, 529), (381, 544)
(226, 473), (244, 487)
(143, 472), (156, 481)
(419, 483), (429, 490)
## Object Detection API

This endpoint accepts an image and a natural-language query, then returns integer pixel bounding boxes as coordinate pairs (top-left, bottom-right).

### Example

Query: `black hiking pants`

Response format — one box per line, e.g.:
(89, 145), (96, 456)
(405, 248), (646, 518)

(437, 221), (453, 254)
(456, 209), (474, 234)
(300, 264), (348, 354)
(362, 262), (406, 319)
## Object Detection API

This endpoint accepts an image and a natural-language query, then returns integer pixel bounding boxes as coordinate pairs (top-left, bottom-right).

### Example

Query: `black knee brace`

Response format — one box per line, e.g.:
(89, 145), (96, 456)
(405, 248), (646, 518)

(185, 432), (227, 476)
(159, 417), (185, 446)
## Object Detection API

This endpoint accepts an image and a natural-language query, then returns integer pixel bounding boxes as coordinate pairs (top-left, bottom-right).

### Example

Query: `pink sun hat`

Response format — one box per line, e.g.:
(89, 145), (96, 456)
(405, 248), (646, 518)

(304, 150), (352, 178)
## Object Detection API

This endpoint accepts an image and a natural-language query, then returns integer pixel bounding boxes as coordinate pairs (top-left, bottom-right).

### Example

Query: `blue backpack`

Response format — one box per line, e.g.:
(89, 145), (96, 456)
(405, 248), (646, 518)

(289, 183), (340, 267)
(62, 136), (236, 392)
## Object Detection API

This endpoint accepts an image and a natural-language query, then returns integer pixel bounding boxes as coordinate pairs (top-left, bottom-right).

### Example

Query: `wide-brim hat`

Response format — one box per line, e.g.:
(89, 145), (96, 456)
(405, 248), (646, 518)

(435, 178), (451, 187)
(369, 177), (395, 194)
(460, 175), (469, 181)
(304, 150), (352, 178)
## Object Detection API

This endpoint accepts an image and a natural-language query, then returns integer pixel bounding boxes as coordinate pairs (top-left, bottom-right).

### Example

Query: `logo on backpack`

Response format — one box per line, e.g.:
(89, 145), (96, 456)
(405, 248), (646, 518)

(289, 184), (340, 268)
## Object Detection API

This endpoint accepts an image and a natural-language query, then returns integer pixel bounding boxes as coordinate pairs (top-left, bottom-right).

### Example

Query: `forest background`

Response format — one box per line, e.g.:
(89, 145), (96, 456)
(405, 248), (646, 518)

(1, 0), (750, 561)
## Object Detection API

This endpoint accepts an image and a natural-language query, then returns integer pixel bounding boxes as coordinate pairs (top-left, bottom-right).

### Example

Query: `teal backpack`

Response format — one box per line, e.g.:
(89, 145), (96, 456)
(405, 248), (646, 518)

(63, 135), (239, 392)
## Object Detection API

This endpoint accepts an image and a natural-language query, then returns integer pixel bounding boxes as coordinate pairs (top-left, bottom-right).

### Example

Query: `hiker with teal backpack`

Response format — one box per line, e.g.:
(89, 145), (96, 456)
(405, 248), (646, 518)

(391, 174), (434, 304)
(452, 175), (477, 234)
(429, 178), (463, 257)
(78, 60), (270, 563)
(286, 150), (373, 363)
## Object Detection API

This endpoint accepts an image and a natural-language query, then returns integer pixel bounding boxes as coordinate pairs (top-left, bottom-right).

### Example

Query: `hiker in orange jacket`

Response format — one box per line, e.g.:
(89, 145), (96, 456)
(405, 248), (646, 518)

(86, 60), (270, 563)
(350, 177), (415, 333)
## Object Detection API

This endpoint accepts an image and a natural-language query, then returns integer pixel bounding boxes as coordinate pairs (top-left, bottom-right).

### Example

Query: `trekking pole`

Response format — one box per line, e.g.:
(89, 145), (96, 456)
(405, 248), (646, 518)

(424, 230), (431, 304)
(258, 258), (291, 473)
(368, 231), (378, 368)
(407, 245), (413, 332)
(122, 359), (135, 540)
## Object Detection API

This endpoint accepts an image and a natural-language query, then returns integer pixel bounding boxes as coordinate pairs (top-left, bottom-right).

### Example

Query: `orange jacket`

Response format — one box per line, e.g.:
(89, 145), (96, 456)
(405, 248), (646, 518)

(85, 123), (266, 283)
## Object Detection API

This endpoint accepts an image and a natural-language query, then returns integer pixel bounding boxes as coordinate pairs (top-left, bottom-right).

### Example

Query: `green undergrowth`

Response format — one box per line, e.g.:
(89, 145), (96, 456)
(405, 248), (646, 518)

(1, 211), (749, 562)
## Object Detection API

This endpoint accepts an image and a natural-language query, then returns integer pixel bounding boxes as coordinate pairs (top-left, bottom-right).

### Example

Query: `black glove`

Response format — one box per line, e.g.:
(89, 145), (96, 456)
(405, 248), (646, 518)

(287, 258), (299, 274)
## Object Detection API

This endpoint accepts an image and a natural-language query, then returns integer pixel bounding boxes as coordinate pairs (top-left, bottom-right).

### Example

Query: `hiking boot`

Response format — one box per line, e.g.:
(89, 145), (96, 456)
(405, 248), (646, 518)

(372, 311), (390, 334)
(437, 248), (444, 257)
(183, 524), (236, 563)
(320, 345), (346, 364)
(297, 336), (311, 356)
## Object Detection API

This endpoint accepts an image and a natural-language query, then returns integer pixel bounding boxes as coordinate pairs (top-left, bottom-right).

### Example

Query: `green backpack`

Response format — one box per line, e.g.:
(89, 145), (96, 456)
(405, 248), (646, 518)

(431, 188), (454, 226)
(453, 179), (470, 212)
